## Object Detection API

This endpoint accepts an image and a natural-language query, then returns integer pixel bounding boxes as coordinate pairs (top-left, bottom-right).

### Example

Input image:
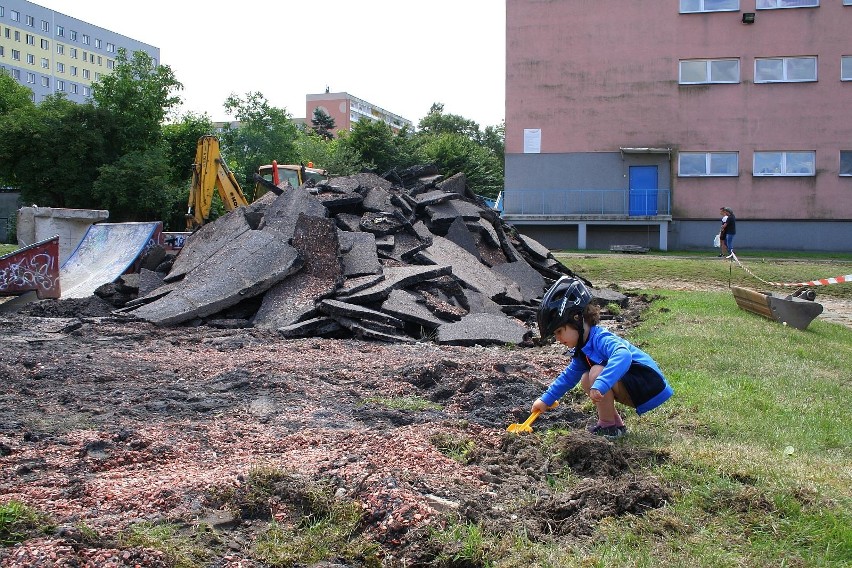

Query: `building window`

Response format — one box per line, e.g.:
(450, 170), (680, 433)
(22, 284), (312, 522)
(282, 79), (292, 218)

(26, 53), (33, 64)
(40, 76), (49, 87)
(25, 33), (34, 45)
(97, 55), (101, 65)
(679, 58), (739, 84)
(82, 34), (90, 45)
(11, 10), (19, 22)
(26, 72), (35, 84)
(843, 56), (852, 81)
(40, 57), (48, 69)
(106, 42), (115, 53)
(71, 83), (78, 94)
(11, 68), (19, 80)
(11, 49), (19, 61)
(40, 38), (48, 49)
(754, 151), (816, 176)
(57, 80), (64, 91)
(89, 54), (94, 63)
(25, 15), (34, 26)
(70, 47), (77, 59)
(56, 25), (64, 38)
(94, 72), (101, 81)
(0, 46), (3, 57)
(82, 69), (89, 79)
(840, 152), (852, 176)
(95, 38), (101, 49)
(56, 43), (63, 54)
(679, 152), (739, 176)
(70, 30), (77, 41)
(57, 62), (64, 73)
(14, 30), (19, 41)
(4, 28), (9, 39)
(82, 86), (90, 96)
(107, 59), (114, 69)
(0, 7), (3, 17)
(70, 66), (77, 76)
(680, 0), (739, 12)
(755, 56), (817, 83)
(756, 0), (818, 8)
(41, 20), (49, 32)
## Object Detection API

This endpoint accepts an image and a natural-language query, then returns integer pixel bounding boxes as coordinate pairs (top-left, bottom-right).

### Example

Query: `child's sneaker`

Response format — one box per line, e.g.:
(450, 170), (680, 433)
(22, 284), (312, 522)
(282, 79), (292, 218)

(588, 424), (627, 440)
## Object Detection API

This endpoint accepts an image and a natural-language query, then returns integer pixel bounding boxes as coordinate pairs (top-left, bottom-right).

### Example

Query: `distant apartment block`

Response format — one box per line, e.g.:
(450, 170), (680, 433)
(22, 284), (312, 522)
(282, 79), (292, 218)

(504, 0), (852, 252)
(306, 91), (413, 135)
(0, 0), (158, 103)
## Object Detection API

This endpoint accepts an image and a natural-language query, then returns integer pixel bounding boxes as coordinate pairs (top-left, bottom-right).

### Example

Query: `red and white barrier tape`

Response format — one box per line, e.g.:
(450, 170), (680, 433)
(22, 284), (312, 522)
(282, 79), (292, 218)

(728, 252), (851, 288)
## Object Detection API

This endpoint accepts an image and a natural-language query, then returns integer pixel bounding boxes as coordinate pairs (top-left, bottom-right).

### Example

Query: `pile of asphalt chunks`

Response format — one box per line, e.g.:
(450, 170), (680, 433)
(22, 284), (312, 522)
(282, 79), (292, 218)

(120, 165), (617, 346)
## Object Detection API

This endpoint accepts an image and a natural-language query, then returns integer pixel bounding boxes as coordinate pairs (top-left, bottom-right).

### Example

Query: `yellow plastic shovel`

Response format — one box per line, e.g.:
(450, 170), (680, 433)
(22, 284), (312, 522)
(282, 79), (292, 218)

(506, 401), (559, 433)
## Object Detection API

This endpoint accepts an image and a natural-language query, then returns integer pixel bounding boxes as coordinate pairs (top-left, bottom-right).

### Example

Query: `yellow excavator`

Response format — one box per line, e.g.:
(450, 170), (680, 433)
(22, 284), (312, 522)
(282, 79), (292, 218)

(185, 136), (328, 230)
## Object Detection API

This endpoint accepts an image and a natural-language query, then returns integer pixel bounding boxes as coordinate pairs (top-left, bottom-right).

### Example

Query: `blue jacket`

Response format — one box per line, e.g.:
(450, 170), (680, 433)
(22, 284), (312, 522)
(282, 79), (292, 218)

(540, 325), (673, 415)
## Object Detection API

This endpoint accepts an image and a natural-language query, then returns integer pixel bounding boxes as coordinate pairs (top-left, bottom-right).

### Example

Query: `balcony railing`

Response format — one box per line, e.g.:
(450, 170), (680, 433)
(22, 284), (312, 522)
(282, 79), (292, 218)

(503, 189), (671, 217)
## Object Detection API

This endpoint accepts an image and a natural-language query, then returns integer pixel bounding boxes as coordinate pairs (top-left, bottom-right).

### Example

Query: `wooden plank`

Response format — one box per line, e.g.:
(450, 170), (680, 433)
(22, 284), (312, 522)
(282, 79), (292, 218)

(731, 286), (774, 319)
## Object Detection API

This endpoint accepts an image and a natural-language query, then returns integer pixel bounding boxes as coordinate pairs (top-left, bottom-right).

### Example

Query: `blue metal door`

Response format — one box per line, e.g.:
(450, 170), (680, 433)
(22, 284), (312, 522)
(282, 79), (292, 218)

(629, 166), (658, 216)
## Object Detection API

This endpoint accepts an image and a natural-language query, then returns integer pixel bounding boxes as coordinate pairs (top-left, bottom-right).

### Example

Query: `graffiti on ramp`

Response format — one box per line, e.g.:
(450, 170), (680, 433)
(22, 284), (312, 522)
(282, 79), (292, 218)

(59, 222), (162, 299)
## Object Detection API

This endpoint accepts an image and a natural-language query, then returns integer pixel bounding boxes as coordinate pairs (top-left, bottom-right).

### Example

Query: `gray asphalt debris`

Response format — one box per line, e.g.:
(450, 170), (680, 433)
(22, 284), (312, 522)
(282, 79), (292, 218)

(121, 167), (611, 345)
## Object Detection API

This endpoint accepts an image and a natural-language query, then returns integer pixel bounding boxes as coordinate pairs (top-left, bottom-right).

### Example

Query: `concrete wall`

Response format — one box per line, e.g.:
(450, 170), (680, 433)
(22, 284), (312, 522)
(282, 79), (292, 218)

(17, 206), (109, 263)
(505, 0), (852, 232)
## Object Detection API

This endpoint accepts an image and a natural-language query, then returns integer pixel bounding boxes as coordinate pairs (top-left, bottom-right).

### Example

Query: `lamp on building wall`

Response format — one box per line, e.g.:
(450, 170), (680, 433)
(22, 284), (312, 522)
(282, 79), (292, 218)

(742, 13), (755, 24)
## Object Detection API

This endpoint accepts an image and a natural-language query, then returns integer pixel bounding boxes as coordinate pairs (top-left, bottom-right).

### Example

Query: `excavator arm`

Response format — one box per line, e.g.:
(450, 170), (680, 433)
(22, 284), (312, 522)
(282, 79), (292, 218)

(186, 136), (249, 230)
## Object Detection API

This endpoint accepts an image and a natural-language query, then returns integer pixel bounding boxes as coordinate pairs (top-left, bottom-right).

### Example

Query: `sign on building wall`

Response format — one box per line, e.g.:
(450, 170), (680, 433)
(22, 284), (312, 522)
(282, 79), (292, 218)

(524, 129), (541, 153)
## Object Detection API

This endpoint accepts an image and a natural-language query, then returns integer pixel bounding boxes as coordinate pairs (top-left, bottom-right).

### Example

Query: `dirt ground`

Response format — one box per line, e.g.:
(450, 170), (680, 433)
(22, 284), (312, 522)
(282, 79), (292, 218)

(1, 287), (847, 567)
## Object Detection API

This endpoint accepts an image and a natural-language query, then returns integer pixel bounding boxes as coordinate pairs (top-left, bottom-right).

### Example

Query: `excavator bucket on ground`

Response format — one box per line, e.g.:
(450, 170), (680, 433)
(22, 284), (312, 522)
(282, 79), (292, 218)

(731, 286), (823, 330)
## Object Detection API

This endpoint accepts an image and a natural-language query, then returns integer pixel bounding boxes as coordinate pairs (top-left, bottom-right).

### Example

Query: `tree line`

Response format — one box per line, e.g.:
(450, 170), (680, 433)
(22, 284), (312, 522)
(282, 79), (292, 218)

(0, 50), (504, 232)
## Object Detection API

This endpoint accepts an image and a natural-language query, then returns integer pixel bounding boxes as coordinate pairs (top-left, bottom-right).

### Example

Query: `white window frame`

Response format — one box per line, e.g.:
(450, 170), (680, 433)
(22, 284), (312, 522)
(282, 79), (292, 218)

(106, 42), (115, 53)
(26, 72), (35, 84)
(71, 83), (78, 94)
(41, 20), (49, 32)
(82, 85), (90, 96)
(756, 0), (818, 8)
(25, 15), (34, 27)
(70, 30), (77, 41)
(56, 79), (65, 92)
(95, 38), (101, 49)
(56, 25), (64, 38)
(56, 43), (63, 55)
(753, 151), (816, 176)
(11, 49), (19, 61)
(754, 56), (817, 83)
(25, 33), (34, 46)
(40, 38), (48, 50)
(82, 69), (90, 79)
(40, 76), (49, 88)
(70, 65), (77, 76)
(679, 58), (740, 84)
(70, 47), (77, 59)
(680, 0), (740, 13)
(10, 10), (19, 22)
(842, 56), (852, 81)
(840, 152), (852, 176)
(0, 7), (3, 18)
(0, 46), (3, 57)
(678, 152), (739, 177)
(40, 57), (48, 69)
(82, 34), (90, 45)
(57, 62), (64, 73)
(26, 53), (33, 64)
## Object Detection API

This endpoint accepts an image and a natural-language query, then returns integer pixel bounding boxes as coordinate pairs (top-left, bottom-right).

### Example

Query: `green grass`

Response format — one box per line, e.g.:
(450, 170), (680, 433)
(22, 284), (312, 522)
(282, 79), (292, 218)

(527, 253), (852, 567)
(0, 244), (17, 256)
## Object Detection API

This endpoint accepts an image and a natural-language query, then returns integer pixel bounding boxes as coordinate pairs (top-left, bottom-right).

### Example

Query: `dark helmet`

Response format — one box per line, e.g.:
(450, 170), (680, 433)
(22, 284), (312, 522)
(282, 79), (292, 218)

(537, 276), (593, 339)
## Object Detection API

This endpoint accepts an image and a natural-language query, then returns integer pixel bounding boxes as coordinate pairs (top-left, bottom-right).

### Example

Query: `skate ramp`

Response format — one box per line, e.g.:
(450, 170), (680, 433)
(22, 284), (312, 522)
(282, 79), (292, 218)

(59, 222), (162, 299)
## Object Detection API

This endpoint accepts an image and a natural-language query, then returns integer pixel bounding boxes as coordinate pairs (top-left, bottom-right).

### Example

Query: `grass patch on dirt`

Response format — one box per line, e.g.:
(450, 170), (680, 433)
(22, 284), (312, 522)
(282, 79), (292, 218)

(0, 500), (52, 546)
(513, 253), (852, 566)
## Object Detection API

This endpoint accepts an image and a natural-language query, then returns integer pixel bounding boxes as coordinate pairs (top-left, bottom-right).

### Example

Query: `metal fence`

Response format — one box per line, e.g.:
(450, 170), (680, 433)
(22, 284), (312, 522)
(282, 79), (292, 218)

(503, 189), (671, 216)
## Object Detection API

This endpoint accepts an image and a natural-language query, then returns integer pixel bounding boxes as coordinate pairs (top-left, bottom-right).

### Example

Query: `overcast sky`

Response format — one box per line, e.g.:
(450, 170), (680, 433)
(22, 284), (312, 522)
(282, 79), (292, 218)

(32, 0), (506, 128)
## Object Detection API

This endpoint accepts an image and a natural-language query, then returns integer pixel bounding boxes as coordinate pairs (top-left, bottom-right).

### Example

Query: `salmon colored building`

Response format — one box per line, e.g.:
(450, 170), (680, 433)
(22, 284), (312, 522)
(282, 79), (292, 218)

(504, 0), (852, 252)
(306, 91), (413, 137)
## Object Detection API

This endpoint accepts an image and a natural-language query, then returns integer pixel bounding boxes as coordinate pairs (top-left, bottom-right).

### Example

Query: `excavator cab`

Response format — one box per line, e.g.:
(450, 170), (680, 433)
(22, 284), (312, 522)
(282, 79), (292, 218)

(254, 162), (329, 199)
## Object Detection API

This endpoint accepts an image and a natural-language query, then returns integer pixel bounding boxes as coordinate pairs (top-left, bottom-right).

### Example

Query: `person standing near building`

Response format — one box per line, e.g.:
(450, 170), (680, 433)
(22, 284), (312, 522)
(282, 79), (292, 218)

(718, 207), (728, 257)
(720, 207), (736, 257)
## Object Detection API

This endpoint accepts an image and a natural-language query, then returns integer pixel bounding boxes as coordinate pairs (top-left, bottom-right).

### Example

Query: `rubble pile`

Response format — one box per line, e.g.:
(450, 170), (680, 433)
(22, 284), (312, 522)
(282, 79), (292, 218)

(115, 167), (624, 345)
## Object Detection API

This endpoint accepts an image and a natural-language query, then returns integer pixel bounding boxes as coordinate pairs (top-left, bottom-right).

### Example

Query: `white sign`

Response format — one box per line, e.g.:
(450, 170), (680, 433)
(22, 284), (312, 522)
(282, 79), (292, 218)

(524, 129), (541, 154)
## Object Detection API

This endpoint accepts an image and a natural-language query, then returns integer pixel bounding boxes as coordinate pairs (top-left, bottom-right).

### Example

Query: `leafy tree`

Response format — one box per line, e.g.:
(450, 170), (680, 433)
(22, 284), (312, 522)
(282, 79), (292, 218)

(311, 108), (336, 140)
(339, 119), (401, 174)
(92, 144), (177, 223)
(419, 132), (503, 199)
(294, 131), (362, 176)
(0, 96), (122, 207)
(161, 112), (215, 186)
(220, 92), (300, 197)
(0, 69), (34, 117)
(418, 103), (481, 141)
(91, 49), (182, 152)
